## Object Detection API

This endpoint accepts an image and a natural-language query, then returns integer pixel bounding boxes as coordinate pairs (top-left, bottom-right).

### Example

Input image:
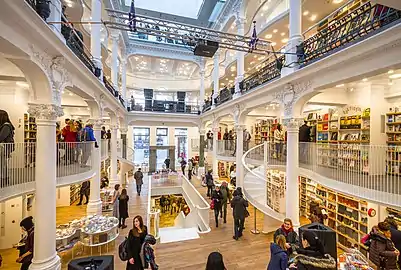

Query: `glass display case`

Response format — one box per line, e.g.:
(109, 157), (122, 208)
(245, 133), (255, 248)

(80, 216), (119, 247)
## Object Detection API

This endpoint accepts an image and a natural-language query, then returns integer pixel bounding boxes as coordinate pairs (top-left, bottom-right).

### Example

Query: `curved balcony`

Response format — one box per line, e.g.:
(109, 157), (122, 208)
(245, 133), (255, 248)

(0, 142), (96, 202)
(242, 142), (401, 220)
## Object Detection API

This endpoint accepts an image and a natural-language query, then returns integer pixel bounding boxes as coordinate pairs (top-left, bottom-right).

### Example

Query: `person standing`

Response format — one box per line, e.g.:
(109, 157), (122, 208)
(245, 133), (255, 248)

(217, 127), (222, 141)
(180, 159), (187, 175)
(274, 218), (299, 255)
(118, 188), (129, 229)
(0, 110), (15, 187)
(112, 184), (121, 219)
(274, 124), (285, 160)
(220, 181), (231, 224)
(243, 129), (251, 152)
(164, 157), (170, 170)
(211, 186), (223, 228)
(187, 159), (193, 181)
(385, 217), (401, 268)
(81, 124), (97, 167)
(17, 216), (34, 270)
(206, 252), (226, 270)
(134, 168), (144, 196)
(77, 180), (90, 205)
(267, 235), (289, 270)
(299, 121), (311, 163)
(231, 187), (248, 240)
(101, 126), (106, 139)
(106, 129), (111, 150)
(369, 222), (399, 270)
(223, 128), (229, 152)
(126, 215), (148, 270)
(205, 170), (214, 197)
(62, 119), (77, 164)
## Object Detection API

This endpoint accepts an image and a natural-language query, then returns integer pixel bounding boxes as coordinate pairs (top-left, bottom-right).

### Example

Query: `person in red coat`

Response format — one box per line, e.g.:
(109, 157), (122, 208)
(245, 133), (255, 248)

(62, 119), (77, 164)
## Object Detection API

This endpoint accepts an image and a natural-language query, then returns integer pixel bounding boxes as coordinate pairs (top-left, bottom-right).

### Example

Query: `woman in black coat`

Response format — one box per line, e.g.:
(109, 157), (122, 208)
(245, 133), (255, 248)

(127, 215), (147, 270)
(118, 189), (129, 229)
(211, 186), (223, 228)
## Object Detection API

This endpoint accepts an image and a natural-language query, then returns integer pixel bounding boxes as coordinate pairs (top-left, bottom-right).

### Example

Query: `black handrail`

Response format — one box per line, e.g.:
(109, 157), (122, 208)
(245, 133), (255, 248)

(300, 3), (401, 66)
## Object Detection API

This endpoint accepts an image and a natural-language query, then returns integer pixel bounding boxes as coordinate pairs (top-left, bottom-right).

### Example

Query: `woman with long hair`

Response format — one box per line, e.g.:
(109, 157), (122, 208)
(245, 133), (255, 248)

(118, 188), (129, 229)
(267, 235), (288, 270)
(17, 216), (34, 270)
(112, 184), (120, 219)
(126, 215), (148, 270)
(0, 110), (15, 187)
(206, 252), (226, 270)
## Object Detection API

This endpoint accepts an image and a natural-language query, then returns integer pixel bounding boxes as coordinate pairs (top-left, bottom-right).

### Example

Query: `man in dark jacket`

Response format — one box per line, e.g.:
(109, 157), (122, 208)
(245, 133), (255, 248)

(134, 168), (144, 196)
(211, 186), (223, 228)
(220, 181), (232, 223)
(164, 157), (170, 169)
(231, 187), (248, 240)
(77, 180), (90, 205)
(385, 217), (401, 267)
(205, 171), (214, 197)
(299, 121), (311, 163)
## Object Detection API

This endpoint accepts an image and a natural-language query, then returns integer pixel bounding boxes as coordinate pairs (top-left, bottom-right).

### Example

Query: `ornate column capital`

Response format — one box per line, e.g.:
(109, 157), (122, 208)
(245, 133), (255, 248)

(119, 127), (128, 134)
(28, 104), (63, 121)
(88, 118), (104, 129)
(234, 124), (246, 132)
(111, 124), (119, 131)
(274, 80), (312, 118)
(235, 16), (246, 28)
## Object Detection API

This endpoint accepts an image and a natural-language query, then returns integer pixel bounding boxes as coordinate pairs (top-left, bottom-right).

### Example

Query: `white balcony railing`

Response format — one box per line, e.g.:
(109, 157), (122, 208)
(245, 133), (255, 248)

(0, 142), (95, 201)
(101, 139), (109, 160)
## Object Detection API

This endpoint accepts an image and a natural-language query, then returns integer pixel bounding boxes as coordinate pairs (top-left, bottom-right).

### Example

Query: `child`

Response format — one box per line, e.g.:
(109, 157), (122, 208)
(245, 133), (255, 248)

(140, 234), (158, 270)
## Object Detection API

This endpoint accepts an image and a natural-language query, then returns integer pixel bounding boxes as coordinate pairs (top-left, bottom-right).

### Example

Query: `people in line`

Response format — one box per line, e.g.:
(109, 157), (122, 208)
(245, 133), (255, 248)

(267, 235), (289, 270)
(206, 170), (214, 197)
(274, 218), (299, 255)
(211, 185), (223, 228)
(17, 216), (34, 270)
(77, 180), (90, 205)
(112, 184), (121, 219)
(206, 251), (226, 270)
(126, 215), (148, 270)
(231, 187), (248, 240)
(134, 168), (144, 196)
(368, 221), (399, 270)
(289, 231), (336, 270)
(220, 181), (232, 224)
(0, 110), (15, 188)
(118, 188), (129, 229)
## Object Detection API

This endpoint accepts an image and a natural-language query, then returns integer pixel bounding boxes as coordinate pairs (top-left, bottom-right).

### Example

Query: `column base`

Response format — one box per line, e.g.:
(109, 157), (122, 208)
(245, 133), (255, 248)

(30, 254), (61, 270)
(233, 92), (241, 99)
(86, 199), (102, 215)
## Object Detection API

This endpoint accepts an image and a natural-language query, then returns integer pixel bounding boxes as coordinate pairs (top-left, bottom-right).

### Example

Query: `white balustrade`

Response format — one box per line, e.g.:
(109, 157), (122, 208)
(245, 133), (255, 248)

(101, 139), (109, 160)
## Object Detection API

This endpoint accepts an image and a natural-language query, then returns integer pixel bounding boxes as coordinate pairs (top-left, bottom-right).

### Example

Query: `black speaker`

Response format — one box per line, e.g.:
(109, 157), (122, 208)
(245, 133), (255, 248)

(194, 40), (219, 58)
(298, 223), (337, 263)
(68, 256), (114, 270)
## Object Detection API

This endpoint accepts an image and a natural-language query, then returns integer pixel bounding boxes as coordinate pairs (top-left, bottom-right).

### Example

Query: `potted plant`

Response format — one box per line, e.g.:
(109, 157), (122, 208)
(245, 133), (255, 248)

(35, 0), (51, 21)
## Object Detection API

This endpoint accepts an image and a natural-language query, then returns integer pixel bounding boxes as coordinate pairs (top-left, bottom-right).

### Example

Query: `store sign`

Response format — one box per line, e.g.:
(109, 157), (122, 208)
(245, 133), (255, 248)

(341, 105), (362, 116)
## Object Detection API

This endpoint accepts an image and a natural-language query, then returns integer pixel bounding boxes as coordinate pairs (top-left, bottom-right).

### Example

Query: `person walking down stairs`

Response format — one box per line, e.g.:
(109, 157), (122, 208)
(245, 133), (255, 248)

(134, 168), (144, 196)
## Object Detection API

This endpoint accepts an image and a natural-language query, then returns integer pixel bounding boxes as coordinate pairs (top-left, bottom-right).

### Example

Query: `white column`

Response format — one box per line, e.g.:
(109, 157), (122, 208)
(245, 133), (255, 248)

(121, 59), (127, 102)
(199, 129), (206, 176)
(49, 0), (64, 41)
(110, 125), (119, 185)
(285, 119), (300, 228)
(28, 104), (62, 270)
(282, 0), (303, 76)
(212, 51), (219, 108)
(111, 33), (119, 91)
(234, 17), (246, 98)
(235, 124), (244, 188)
(91, 0), (103, 78)
(87, 120), (102, 215)
(199, 69), (205, 108)
(212, 121), (219, 178)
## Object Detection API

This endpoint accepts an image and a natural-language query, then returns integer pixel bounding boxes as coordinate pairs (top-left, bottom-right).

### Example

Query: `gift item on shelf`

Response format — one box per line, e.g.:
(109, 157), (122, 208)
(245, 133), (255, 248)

(100, 188), (114, 212)
(338, 248), (374, 270)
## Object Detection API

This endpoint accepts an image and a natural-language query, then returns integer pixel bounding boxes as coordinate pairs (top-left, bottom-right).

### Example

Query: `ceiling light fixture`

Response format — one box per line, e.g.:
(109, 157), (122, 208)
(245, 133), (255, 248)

(362, 78), (368, 82)
(281, 32), (285, 36)
(303, 11), (309, 16)
(333, 0), (343, 3)
(310, 14), (317, 21)
(265, 34), (272, 39)
(389, 74), (401, 79)
(69, 92), (73, 96)
(281, 38), (289, 43)
(262, 5), (268, 11)
(273, 29), (278, 33)
(336, 84), (344, 87)
(388, 70), (394, 74)
(271, 42), (277, 46)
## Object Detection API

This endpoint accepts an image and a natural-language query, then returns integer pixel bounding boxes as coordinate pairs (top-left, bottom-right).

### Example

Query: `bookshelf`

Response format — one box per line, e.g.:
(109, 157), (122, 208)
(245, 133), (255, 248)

(266, 170), (285, 213)
(254, 119), (278, 144)
(386, 109), (401, 175)
(24, 113), (37, 167)
(69, 184), (81, 205)
(299, 176), (369, 256)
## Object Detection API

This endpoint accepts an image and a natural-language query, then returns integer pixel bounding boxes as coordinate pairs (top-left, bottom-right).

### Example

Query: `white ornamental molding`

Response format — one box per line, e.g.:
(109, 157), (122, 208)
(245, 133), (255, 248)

(28, 104), (63, 121)
(274, 80), (312, 117)
(214, 0), (239, 31)
(119, 127), (128, 134)
(234, 124), (246, 131)
(126, 42), (195, 60)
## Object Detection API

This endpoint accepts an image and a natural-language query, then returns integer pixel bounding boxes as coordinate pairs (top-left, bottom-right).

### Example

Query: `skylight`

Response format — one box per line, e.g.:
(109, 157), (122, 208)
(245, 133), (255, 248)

(125, 0), (205, 19)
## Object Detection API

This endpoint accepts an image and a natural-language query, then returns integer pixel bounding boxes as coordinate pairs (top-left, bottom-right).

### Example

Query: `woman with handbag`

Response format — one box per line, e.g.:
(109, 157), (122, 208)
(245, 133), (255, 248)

(126, 215), (148, 270)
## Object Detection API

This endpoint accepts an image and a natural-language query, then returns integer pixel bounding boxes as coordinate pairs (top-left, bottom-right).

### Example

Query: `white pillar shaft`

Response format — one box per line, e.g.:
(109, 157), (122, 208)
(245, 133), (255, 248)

(212, 128), (218, 177)
(87, 124), (102, 215)
(212, 53), (219, 106)
(31, 119), (60, 270)
(121, 61), (127, 101)
(49, 0), (62, 39)
(200, 71), (205, 107)
(111, 37), (119, 90)
(235, 22), (245, 96)
(91, 0), (102, 69)
(236, 128), (244, 188)
(110, 127), (118, 183)
(286, 127), (300, 227)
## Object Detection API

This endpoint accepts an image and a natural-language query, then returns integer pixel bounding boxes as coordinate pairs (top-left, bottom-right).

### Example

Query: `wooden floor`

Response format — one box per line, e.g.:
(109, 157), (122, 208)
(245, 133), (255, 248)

(1, 174), (309, 270)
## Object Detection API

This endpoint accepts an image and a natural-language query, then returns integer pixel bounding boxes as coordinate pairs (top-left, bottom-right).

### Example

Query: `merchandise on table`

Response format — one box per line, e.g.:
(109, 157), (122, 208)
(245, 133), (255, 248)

(81, 215), (119, 234)
(56, 225), (76, 240)
(338, 248), (373, 270)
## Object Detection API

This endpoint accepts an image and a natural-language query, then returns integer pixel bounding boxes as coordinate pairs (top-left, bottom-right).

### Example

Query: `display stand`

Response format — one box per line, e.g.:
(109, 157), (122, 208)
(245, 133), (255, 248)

(148, 209), (160, 240)
(100, 189), (113, 212)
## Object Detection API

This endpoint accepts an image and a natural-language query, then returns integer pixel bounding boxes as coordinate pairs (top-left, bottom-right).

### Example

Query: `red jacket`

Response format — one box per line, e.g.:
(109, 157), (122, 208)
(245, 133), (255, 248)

(62, 125), (77, 143)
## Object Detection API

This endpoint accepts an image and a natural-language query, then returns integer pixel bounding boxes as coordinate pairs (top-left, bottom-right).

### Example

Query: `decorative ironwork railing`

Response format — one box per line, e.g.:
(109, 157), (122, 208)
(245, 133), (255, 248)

(202, 99), (212, 113)
(215, 87), (233, 106)
(300, 3), (401, 66)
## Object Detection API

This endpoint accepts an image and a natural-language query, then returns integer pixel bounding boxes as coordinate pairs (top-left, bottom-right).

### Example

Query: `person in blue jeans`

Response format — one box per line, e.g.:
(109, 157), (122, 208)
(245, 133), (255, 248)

(81, 124), (97, 167)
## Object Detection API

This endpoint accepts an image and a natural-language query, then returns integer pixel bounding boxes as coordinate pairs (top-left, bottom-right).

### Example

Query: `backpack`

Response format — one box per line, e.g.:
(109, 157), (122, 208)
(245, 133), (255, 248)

(119, 237), (129, 261)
